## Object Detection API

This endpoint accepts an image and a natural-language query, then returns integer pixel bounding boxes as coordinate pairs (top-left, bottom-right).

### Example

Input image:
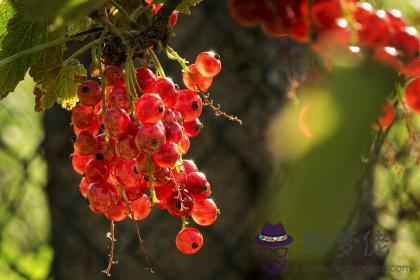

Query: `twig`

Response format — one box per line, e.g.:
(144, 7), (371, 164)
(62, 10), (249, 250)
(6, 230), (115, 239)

(199, 91), (243, 125)
(102, 220), (117, 277)
(98, 6), (124, 38)
(109, 0), (132, 21)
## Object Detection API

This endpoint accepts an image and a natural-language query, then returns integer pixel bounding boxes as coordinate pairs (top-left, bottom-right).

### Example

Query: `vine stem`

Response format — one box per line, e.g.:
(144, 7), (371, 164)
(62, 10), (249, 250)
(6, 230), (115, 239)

(102, 220), (117, 277)
(0, 29), (102, 67)
(165, 46), (189, 73)
(147, 49), (166, 78)
(63, 38), (101, 65)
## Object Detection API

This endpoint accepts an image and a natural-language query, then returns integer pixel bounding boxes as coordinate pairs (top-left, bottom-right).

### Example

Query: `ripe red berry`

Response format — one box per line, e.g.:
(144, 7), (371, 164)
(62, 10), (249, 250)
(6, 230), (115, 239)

(405, 77), (420, 113)
(169, 10), (178, 29)
(357, 10), (392, 47)
(135, 93), (165, 124)
(135, 152), (149, 176)
(72, 103), (95, 129)
(353, 2), (374, 24)
(195, 51), (222, 78)
(191, 198), (218, 226)
(150, 78), (178, 107)
(152, 166), (171, 186)
(154, 183), (176, 209)
(228, 0), (260, 27)
(164, 121), (183, 143)
(167, 189), (194, 217)
(104, 65), (125, 86)
(152, 142), (179, 168)
(74, 131), (97, 156)
(163, 108), (183, 123)
(105, 199), (128, 222)
(311, 0), (342, 30)
(74, 118), (100, 136)
(114, 159), (143, 188)
(386, 9), (406, 31)
(72, 153), (93, 175)
(135, 122), (166, 154)
(174, 90), (203, 122)
(180, 134), (190, 155)
(106, 86), (127, 108)
(123, 179), (149, 201)
(79, 177), (90, 198)
(172, 166), (187, 185)
(131, 195), (152, 220)
(175, 227), (203, 254)
(392, 27), (419, 63)
(103, 109), (131, 138)
(87, 181), (118, 213)
(136, 67), (157, 93)
(183, 118), (203, 137)
(183, 64), (213, 91)
(116, 134), (139, 160)
(185, 171), (211, 199)
(373, 102), (395, 130)
(85, 157), (110, 183)
(182, 159), (198, 174)
(77, 80), (102, 106)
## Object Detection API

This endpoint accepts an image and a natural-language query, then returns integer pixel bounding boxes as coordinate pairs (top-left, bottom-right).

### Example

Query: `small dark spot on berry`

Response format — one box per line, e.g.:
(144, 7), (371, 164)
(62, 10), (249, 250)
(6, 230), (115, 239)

(150, 138), (158, 147)
(192, 101), (199, 111)
(133, 166), (139, 174)
(215, 54), (221, 60)
(158, 105), (164, 113)
(81, 86), (90, 93)
(176, 201), (182, 209)
(95, 153), (104, 160)
(192, 242), (198, 249)
(201, 185), (208, 192)
(100, 124), (105, 131)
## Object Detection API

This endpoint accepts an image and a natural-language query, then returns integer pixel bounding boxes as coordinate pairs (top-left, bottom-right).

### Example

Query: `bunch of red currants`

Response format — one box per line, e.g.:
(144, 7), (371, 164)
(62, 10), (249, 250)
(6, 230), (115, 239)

(71, 51), (222, 255)
(230, 0), (419, 130)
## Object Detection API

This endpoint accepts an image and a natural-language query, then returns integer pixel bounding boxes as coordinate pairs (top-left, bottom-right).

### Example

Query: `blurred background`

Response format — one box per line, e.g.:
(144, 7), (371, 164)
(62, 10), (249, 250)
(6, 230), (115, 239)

(0, 0), (419, 279)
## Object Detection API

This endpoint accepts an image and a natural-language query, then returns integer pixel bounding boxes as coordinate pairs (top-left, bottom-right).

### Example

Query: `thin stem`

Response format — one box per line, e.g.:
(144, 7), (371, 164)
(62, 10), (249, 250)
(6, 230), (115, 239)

(130, 5), (147, 22)
(118, 185), (154, 273)
(109, 0), (132, 20)
(166, 46), (189, 73)
(102, 220), (117, 277)
(99, 6), (124, 38)
(0, 30), (102, 67)
(128, 58), (142, 95)
(147, 49), (165, 78)
(146, 156), (159, 205)
(63, 38), (101, 65)
(95, 36), (107, 114)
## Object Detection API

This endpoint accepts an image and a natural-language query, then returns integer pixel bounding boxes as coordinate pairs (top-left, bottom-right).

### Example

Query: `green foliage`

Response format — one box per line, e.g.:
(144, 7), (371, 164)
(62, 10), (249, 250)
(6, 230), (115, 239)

(31, 55), (86, 111)
(154, 0), (203, 14)
(0, 1), (50, 99)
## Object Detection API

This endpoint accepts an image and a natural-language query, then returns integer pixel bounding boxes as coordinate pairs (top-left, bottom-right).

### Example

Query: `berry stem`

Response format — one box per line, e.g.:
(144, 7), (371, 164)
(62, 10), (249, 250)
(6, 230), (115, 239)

(0, 29), (103, 67)
(119, 185), (154, 273)
(102, 220), (117, 277)
(109, 0), (132, 21)
(199, 91), (243, 125)
(165, 46), (190, 73)
(130, 4), (147, 22)
(147, 48), (166, 78)
(92, 35), (107, 114)
(146, 156), (159, 205)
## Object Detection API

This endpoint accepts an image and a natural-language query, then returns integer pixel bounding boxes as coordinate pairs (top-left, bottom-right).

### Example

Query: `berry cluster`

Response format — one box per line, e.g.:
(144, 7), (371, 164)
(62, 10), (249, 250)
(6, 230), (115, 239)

(230, 0), (419, 131)
(71, 51), (222, 255)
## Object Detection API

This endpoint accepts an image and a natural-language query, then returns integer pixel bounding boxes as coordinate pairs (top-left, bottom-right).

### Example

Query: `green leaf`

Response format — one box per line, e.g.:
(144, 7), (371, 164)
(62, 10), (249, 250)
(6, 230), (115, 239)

(0, 1), (50, 99)
(23, 0), (105, 21)
(32, 58), (86, 111)
(153, 0), (203, 14)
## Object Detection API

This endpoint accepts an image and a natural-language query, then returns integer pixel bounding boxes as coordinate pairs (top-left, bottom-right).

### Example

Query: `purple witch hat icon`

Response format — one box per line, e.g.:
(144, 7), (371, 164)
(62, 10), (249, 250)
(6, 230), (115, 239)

(255, 223), (293, 246)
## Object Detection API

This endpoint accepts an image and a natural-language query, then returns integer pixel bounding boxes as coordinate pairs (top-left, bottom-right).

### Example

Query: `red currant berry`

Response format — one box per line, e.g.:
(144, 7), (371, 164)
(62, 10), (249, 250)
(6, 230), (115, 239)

(167, 189), (194, 217)
(95, 134), (118, 165)
(185, 171), (211, 199)
(154, 183), (176, 209)
(150, 78), (178, 107)
(135, 152), (149, 176)
(164, 121), (183, 143)
(182, 159), (198, 174)
(174, 89), (203, 122)
(152, 142), (179, 168)
(180, 134), (190, 155)
(136, 67), (157, 93)
(85, 157), (110, 183)
(114, 159), (143, 188)
(87, 181), (118, 213)
(183, 118), (203, 137)
(116, 134), (139, 160)
(105, 199), (128, 222)
(373, 102), (395, 130)
(163, 108), (183, 124)
(123, 179), (149, 201)
(228, 0), (260, 27)
(195, 51), (222, 78)
(169, 10), (178, 29)
(135, 93), (165, 124)
(131, 194), (152, 220)
(191, 198), (218, 226)
(74, 118), (100, 136)
(405, 77), (420, 113)
(386, 9), (406, 31)
(74, 131), (97, 156)
(353, 2), (374, 24)
(77, 80), (102, 106)
(72, 153), (93, 175)
(72, 103), (95, 129)
(175, 227), (203, 254)
(135, 122), (166, 154)
(311, 0), (342, 30)
(172, 166), (187, 185)
(392, 27), (419, 63)
(104, 65), (125, 86)
(79, 177), (90, 198)
(106, 86), (126, 107)
(103, 109), (131, 138)
(183, 64), (213, 92)
(357, 10), (392, 47)
(152, 166), (171, 186)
